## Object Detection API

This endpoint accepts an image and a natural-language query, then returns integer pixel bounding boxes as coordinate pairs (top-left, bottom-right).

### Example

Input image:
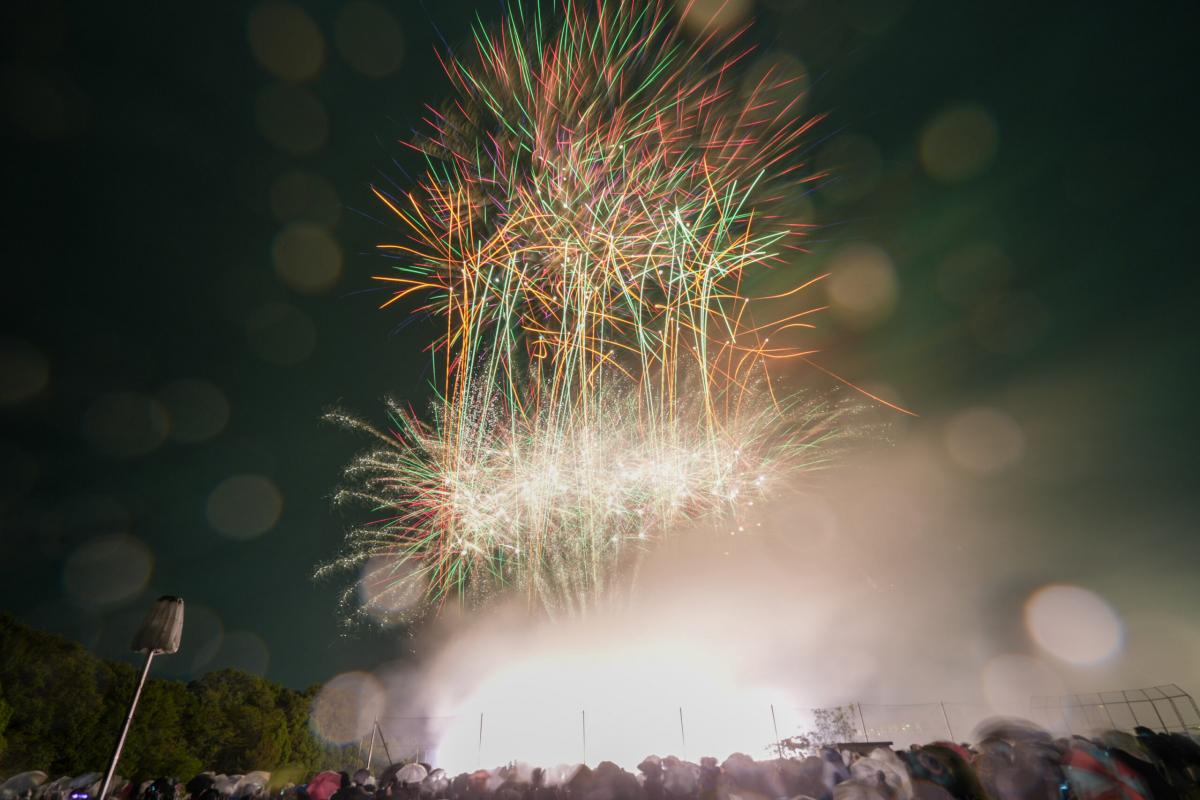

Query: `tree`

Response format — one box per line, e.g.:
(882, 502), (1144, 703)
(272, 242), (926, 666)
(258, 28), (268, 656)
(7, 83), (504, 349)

(0, 680), (13, 759)
(774, 705), (861, 758)
(0, 615), (373, 776)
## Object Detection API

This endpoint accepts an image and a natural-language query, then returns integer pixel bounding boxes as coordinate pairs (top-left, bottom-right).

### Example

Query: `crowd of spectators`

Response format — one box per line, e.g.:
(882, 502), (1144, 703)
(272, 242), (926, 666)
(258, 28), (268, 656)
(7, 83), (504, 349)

(3, 722), (1198, 800)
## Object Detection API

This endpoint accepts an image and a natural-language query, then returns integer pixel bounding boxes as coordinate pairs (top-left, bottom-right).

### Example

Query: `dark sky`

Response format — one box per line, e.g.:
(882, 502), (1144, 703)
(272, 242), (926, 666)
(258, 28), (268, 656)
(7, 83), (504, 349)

(1, 0), (1196, 691)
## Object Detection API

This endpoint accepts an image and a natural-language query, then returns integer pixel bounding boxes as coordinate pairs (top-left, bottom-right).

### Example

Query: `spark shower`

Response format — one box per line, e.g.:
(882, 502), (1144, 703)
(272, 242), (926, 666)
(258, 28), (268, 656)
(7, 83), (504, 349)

(322, 0), (865, 619)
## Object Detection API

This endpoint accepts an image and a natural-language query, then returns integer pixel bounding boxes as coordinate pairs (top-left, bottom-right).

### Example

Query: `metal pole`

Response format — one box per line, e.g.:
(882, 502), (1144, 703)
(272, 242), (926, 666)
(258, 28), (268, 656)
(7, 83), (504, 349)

(856, 703), (868, 742)
(477, 713), (484, 767)
(1165, 697), (1188, 732)
(1121, 690), (1141, 728)
(366, 719), (378, 770)
(679, 707), (687, 761)
(940, 702), (955, 742)
(377, 721), (393, 766)
(1182, 688), (1200, 731)
(1148, 698), (1169, 732)
(1099, 701), (1117, 730)
(770, 704), (783, 758)
(98, 650), (155, 800)
(582, 710), (587, 765)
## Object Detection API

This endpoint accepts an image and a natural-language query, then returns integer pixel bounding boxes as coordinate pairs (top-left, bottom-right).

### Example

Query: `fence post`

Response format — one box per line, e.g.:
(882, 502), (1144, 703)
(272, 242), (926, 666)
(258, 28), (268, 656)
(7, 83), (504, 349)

(679, 707), (687, 761)
(770, 704), (783, 758)
(477, 712), (484, 768)
(939, 702), (955, 742)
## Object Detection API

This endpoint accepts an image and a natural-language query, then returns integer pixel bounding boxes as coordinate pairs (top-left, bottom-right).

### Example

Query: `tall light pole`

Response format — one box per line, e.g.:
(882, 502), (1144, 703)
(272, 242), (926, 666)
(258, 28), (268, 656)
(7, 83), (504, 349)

(97, 596), (184, 800)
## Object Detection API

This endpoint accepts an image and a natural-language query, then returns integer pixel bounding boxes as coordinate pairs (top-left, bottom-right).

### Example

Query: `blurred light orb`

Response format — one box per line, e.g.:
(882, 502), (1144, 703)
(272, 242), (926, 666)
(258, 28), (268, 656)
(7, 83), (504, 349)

(817, 134), (884, 204)
(158, 378), (230, 443)
(209, 630), (270, 675)
(335, 1), (405, 78)
(920, 103), (998, 183)
(358, 556), (425, 626)
(1025, 584), (1123, 665)
(248, 3), (325, 81)
(272, 222), (343, 294)
(739, 52), (809, 125)
(944, 407), (1024, 474)
(255, 84), (328, 155)
(270, 169), (341, 226)
(827, 243), (898, 329)
(246, 301), (317, 365)
(677, 0), (753, 35)
(0, 338), (50, 403)
(83, 392), (170, 458)
(311, 671), (385, 743)
(181, 604), (226, 673)
(206, 474), (283, 539)
(63, 534), (153, 606)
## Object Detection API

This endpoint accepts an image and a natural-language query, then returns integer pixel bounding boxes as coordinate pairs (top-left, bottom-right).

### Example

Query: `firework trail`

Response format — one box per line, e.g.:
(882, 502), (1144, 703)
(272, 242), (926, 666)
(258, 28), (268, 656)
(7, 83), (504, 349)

(324, 0), (859, 618)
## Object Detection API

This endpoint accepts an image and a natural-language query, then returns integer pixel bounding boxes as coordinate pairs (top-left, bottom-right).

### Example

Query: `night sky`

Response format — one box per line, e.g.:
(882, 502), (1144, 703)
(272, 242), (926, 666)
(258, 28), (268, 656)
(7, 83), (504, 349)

(2, 0), (1196, 693)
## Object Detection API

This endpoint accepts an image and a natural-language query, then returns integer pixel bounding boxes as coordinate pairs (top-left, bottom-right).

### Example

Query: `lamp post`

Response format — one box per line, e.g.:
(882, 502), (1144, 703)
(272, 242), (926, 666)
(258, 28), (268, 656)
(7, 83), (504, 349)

(97, 596), (184, 800)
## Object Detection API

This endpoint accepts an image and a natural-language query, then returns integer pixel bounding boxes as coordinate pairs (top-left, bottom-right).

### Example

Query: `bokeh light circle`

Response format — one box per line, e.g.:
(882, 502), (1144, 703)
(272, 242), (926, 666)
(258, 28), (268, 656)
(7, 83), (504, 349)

(335, 1), (405, 78)
(944, 407), (1024, 474)
(827, 243), (898, 328)
(63, 533), (153, 606)
(248, 3), (325, 82)
(676, 0), (753, 34)
(255, 84), (328, 155)
(83, 392), (170, 458)
(208, 630), (270, 675)
(0, 338), (50, 403)
(920, 103), (998, 183)
(311, 671), (385, 743)
(1025, 584), (1123, 665)
(206, 474), (283, 539)
(158, 378), (230, 443)
(358, 556), (426, 626)
(246, 301), (317, 365)
(272, 222), (342, 294)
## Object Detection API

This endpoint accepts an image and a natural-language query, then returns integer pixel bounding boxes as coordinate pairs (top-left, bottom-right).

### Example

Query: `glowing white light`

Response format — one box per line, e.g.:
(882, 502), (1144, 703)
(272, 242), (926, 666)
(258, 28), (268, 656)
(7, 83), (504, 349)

(1024, 584), (1123, 665)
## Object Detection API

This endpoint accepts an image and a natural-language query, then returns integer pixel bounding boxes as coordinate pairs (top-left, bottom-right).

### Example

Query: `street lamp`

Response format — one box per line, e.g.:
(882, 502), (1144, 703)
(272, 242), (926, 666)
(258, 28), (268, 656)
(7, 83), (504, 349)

(97, 596), (184, 800)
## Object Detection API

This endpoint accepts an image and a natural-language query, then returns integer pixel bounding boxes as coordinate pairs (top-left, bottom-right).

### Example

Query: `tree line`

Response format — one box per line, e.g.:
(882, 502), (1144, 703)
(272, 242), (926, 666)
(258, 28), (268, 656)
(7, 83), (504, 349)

(0, 614), (360, 780)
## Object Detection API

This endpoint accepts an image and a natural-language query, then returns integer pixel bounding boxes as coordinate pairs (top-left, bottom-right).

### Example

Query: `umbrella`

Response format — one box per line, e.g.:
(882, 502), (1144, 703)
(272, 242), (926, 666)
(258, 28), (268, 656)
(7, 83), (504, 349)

(376, 767), (401, 789)
(395, 766), (427, 786)
(4, 775), (48, 795)
(235, 775), (270, 797)
(68, 777), (101, 793)
(186, 777), (216, 799)
(350, 772), (372, 789)
(38, 778), (72, 800)
(1062, 740), (1149, 800)
(212, 778), (241, 798)
(305, 773), (340, 800)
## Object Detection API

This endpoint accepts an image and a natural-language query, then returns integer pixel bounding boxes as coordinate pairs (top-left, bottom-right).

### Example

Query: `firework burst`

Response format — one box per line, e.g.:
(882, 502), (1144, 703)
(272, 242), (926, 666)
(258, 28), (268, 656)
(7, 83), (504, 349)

(325, 0), (858, 618)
